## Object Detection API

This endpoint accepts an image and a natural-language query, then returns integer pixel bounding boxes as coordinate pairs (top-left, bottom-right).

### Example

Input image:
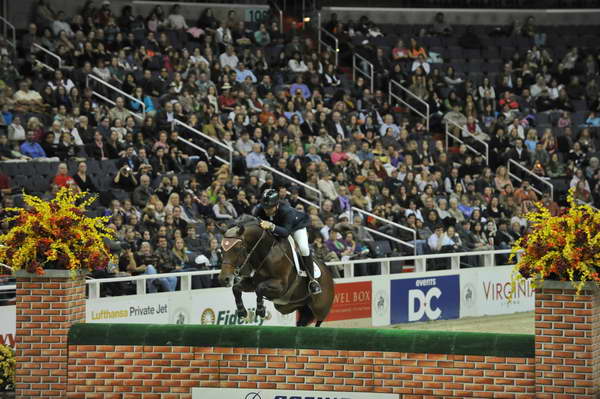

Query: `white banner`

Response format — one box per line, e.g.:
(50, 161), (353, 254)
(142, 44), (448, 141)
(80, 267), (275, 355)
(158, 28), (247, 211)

(86, 287), (295, 327)
(0, 305), (15, 347)
(193, 388), (397, 399)
(460, 266), (534, 317)
(371, 276), (390, 327)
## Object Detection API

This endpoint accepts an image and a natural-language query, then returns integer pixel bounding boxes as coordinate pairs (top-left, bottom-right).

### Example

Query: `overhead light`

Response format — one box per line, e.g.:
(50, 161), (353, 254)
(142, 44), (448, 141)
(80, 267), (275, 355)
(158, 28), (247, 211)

(304, 17), (311, 22)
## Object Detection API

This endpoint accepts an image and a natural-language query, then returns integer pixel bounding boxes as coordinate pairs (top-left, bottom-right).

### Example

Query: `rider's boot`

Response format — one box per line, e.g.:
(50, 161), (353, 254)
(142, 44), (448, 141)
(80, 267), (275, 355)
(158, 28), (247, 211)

(301, 253), (322, 295)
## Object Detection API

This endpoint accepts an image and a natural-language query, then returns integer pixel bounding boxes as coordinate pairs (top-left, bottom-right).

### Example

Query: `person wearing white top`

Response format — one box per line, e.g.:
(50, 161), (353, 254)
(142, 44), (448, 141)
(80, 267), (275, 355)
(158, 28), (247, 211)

(288, 52), (308, 73)
(317, 172), (338, 201)
(8, 117), (25, 142)
(167, 5), (188, 30)
(219, 46), (239, 69)
(427, 226), (454, 253)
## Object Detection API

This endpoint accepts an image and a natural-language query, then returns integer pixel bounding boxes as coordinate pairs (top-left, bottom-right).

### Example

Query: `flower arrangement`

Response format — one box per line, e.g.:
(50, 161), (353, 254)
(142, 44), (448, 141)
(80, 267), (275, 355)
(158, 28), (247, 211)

(0, 344), (15, 391)
(511, 188), (600, 294)
(0, 188), (114, 275)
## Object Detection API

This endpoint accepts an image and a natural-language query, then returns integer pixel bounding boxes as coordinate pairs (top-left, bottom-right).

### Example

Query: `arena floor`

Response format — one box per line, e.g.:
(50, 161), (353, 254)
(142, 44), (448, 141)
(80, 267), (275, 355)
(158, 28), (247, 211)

(326, 312), (534, 334)
(390, 311), (534, 334)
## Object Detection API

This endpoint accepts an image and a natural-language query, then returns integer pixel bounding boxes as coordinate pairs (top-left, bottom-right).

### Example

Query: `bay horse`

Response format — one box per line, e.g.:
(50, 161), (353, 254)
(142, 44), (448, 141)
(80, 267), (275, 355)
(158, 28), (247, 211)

(218, 218), (334, 327)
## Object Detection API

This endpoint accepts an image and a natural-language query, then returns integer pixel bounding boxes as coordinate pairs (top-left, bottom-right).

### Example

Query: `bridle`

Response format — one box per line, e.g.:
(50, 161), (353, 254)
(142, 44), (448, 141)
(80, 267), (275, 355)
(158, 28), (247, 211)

(222, 227), (271, 280)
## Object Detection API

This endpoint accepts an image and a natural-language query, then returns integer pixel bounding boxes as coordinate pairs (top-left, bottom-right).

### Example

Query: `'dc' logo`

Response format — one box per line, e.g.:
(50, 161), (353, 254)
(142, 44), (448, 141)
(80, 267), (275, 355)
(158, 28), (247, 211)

(245, 393), (261, 399)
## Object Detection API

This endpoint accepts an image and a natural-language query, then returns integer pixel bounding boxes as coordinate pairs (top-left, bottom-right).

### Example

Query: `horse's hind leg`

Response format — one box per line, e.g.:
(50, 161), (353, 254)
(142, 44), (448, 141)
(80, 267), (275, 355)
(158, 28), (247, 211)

(233, 284), (247, 318)
(315, 320), (323, 328)
(256, 294), (266, 318)
(296, 305), (315, 327)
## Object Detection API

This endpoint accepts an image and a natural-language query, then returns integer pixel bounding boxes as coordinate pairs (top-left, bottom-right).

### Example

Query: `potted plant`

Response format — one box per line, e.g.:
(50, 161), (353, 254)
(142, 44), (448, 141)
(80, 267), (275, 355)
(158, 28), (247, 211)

(0, 188), (114, 276)
(511, 188), (600, 294)
(0, 344), (15, 397)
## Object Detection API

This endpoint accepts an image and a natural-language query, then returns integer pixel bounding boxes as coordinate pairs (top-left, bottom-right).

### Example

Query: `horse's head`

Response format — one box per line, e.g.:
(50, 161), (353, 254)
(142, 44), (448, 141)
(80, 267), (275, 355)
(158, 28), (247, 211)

(219, 220), (264, 287)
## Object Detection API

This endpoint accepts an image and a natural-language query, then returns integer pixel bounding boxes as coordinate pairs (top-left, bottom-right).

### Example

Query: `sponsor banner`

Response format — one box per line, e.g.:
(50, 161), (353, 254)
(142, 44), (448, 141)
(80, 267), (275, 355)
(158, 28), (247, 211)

(371, 276), (390, 327)
(192, 288), (295, 326)
(85, 287), (295, 327)
(391, 275), (460, 324)
(326, 281), (372, 321)
(87, 297), (169, 323)
(460, 266), (534, 317)
(0, 305), (15, 347)
(193, 388), (396, 399)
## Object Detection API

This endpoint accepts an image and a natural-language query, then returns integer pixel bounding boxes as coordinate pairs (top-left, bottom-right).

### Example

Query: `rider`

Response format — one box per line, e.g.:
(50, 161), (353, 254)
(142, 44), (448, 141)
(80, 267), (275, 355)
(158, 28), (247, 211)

(253, 188), (322, 295)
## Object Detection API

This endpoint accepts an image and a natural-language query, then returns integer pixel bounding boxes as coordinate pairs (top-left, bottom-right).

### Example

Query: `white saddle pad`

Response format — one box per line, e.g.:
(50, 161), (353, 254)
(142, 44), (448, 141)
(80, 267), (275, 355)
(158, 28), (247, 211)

(287, 236), (321, 279)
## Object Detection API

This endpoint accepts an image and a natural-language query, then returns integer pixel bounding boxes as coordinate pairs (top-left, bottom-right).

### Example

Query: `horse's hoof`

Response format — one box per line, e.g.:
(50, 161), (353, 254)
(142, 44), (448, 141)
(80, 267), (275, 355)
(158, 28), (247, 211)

(237, 308), (248, 318)
(256, 306), (266, 318)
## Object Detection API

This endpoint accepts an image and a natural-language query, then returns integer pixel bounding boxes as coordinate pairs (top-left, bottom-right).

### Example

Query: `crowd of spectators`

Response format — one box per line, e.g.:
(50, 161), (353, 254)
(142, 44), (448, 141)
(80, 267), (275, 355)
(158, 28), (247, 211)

(0, 2), (597, 293)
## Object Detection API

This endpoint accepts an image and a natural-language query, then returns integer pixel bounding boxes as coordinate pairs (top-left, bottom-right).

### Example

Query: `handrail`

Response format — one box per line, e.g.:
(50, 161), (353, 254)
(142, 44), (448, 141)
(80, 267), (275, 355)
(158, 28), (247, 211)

(260, 164), (323, 208)
(86, 74), (145, 119)
(172, 118), (233, 171)
(0, 16), (15, 48)
(350, 206), (416, 256)
(271, 0), (283, 34)
(507, 158), (554, 199)
(81, 249), (517, 295)
(178, 137), (209, 158)
(328, 248), (515, 277)
(444, 120), (489, 165)
(317, 18), (339, 67)
(364, 226), (411, 250)
(33, 43), (61, 70)
(389, 79), (430, 132)
(352, 53), (374, 93)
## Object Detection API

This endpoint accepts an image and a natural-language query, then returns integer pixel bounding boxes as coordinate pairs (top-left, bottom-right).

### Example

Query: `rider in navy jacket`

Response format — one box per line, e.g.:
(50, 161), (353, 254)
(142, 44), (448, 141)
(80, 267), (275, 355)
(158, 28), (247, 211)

(253, 189), (321, 294)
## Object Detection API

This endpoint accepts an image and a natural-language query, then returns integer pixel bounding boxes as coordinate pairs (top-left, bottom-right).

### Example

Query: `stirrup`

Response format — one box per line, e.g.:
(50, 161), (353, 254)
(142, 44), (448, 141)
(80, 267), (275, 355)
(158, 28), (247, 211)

(308, 279), (322, 295)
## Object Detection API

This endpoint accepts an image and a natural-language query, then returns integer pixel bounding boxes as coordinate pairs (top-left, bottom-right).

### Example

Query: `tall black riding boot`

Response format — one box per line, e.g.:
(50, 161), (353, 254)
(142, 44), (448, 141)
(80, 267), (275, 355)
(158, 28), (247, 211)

(302, 254), (322, 295)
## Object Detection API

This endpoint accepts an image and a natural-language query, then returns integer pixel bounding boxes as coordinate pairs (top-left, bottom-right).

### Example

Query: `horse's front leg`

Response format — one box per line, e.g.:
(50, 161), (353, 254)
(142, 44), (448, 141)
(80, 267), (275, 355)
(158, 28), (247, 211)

(233, 284), (247, 318)
(256, 294), (266, 318)
(233, 277), (254, 318)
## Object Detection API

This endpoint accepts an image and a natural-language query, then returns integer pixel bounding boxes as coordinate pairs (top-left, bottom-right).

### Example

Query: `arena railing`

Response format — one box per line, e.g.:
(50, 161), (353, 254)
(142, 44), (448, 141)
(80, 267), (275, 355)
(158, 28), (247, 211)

(507, 158), (554, 199)
(352, 53), (374, 93)
(171, 118), (233, 170)
(444, 119), (489, 165)
(317, 13), (339, 67)
(350, 206), (417, 257)
(177, 136), (216, 164)
(86, 74), (146, 121)
(32, 43), (62, 72)
(388, 79), (430, 132)
(83, 248), (515, 297)
(259, 164), (323, 209)
(0, 16), (15, 49)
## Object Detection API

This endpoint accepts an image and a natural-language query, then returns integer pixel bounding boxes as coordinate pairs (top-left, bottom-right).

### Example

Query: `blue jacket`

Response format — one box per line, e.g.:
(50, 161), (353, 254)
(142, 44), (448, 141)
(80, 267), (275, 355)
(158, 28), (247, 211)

(253, 203), (310, 238)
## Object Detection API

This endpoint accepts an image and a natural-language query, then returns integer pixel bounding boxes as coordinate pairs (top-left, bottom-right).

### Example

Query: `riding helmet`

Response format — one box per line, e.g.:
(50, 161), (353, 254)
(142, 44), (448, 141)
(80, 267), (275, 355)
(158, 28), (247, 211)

(261, 189), (279, 208)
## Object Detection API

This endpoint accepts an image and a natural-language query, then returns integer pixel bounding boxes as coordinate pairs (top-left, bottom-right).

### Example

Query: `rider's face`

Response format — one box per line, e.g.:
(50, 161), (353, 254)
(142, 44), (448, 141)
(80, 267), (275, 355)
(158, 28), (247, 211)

(264, 205), (277, 217)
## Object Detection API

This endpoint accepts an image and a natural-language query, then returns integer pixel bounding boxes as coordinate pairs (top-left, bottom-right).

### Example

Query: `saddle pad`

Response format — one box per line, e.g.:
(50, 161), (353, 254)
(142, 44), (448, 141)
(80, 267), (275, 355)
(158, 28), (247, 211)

(287, 236), (321, 279)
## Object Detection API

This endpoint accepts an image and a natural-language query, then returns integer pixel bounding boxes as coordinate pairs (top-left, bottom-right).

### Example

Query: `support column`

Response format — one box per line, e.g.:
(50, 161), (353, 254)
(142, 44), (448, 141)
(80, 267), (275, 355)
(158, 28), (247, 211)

(15, 270), (85, 397)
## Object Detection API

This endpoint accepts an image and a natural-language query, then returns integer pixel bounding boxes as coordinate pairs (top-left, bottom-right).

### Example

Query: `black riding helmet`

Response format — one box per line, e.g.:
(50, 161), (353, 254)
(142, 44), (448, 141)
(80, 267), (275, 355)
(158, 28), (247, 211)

(261, 189), (279, 208)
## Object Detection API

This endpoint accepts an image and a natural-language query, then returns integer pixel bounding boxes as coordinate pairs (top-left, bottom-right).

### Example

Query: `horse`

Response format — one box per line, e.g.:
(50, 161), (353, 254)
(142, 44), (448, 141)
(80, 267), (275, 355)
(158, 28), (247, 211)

(218, 218), (335, 327)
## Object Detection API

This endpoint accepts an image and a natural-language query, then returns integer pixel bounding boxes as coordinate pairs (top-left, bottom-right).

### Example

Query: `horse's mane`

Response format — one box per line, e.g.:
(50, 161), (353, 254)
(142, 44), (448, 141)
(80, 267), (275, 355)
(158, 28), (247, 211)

(223, 214), (261, 238)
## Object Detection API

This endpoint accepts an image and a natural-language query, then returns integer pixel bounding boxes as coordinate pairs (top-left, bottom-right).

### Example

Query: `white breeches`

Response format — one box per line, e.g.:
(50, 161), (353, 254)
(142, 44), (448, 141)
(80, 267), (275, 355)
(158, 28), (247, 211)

(293, 228), (311, 257)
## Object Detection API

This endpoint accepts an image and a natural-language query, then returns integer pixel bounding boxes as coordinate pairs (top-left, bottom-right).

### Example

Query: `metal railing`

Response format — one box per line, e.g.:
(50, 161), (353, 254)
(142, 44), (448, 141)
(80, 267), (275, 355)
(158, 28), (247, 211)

(271, 0), (284, 34)
(317, 15), (339, 67)
(172, 119), (233, 171)
(507, 159), (554, 199)
(444, 119), (489, 165)
(352, 53), (374, 93)
(82, 248), (516, 296)
(0, 16), (15, 48)
(177, 136), (214, 163)
(350, 207), (416, 256)
(33, 43), (61, 71)
(328, 248), (514, 278)
(86, 74), (145, 120)
(389, 79), (430, 132)
(260, 164), (323, 208)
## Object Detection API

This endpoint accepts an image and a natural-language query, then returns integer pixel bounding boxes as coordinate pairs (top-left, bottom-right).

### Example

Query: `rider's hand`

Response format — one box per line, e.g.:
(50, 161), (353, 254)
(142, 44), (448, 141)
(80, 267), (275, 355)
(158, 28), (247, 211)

(260, 220), (274, 231)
